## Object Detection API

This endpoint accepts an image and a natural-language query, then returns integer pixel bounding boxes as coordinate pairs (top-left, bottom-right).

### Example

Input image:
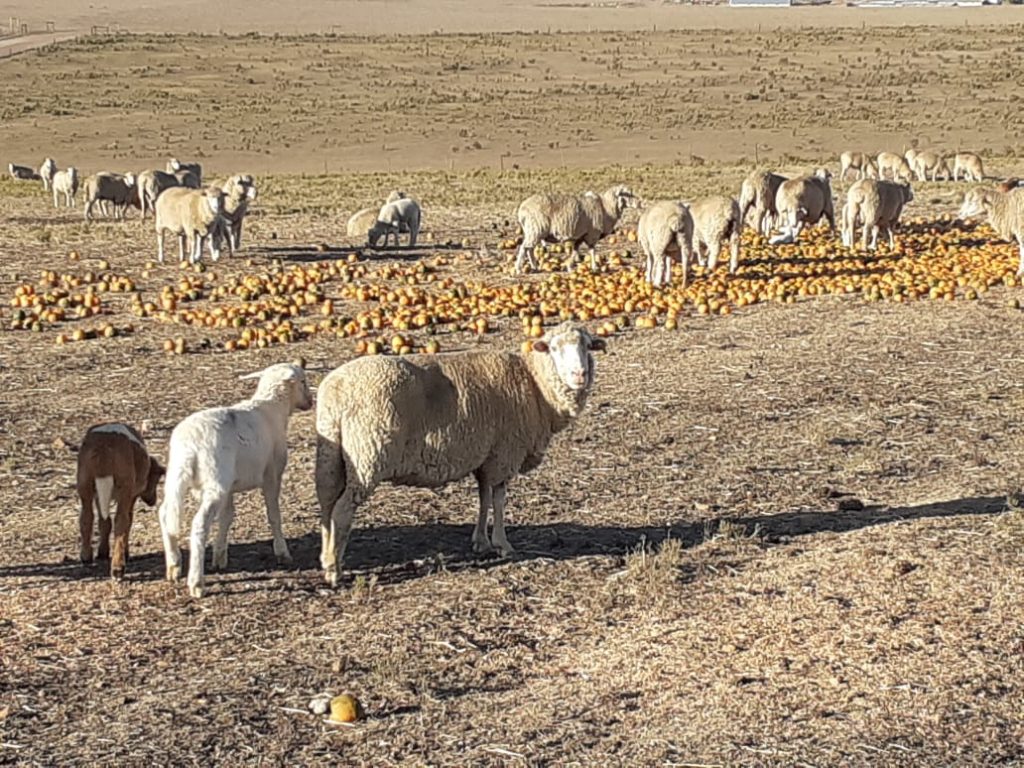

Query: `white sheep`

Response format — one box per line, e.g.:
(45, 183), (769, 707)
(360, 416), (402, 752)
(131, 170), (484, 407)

(39, 157), (57, 191)
(83, 172), (137, 221)
(839, 151), (878, 181)
(877, 152), (914, 183)
(346, 207), (378, 240)
(159, 362), (313, 598)
(959, 185), (1024, 275)
(166, 158), (203, 184)
(842, 179), (914, 250)
(77, 423), (165, 580)
(8, 163), (39, 181)
(210, 174), (258, 256)
(52, 168), (79, 208)
(738, 170), (787, 236)
(368, 196), (421, 248)
(953, 152), (985, 183)
(385, 190), (406, 204)
(638, 200), (694, 288)
(515, 185), (635, 273)
(155, 186), (225, 263)
(912, 149), (951, 182)
(688, 195), (742, 274)
(774, 169), (836, 242)
(315, 322), (605, 587)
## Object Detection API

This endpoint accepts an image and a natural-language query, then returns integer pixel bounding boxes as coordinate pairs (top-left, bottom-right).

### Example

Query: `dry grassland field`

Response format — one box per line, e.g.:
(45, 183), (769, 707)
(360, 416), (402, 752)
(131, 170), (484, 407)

(3, 6), (1024, 767)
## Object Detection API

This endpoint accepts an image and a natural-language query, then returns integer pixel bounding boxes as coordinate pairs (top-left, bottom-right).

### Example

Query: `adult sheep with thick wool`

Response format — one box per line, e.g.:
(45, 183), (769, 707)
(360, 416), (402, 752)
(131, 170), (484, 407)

(346, 207), (378, 240)
(515, 185), (636, 273)
(158, 362), (313, 598)
(368, 196), (422, 248)
(877, 152), (914, 183)
(839, 151), (878, 182)
(738, 170), (786, 236)
(912, 149), (951, 182)
(154, 186), (225, 263)
(959, 185), (1024, 275)
(314, 322), (605, 587)
(774, 169), (836, 242)
(638, 200), (694, 288)
(52, 168), (79, 208)
(83, 172), (137, 221)
(842, 179), (913, 250)
(689, 195), (742, 275)
(953, 152), (985, 183)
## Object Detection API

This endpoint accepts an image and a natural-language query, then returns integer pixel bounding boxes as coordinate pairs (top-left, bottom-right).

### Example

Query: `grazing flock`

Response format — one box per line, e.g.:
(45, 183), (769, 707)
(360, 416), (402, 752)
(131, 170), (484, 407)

(6, 145), (1024, 595)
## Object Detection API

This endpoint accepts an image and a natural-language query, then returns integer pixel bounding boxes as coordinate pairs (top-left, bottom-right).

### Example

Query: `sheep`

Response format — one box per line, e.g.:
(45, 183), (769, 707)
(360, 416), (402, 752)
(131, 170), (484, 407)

(638, 200), (694, 288)
(368, 196), (422, 248)
(385, 190), (406, 204)
(515, 185), (635, 273)
(8, 163), (39, 181)
(166, 158), (203, 184)
(315, 322), (605, 587)
(959, 185), (1024, 275)
(912, 149), (951, 182)
(77, 423), (165, 580)
(877, 152), (914, 183)
(39, 157), (57, 191)
(158, 362), (313, 598)
(738, 170), (787, 236)
(842, 179), (914, 250)
(137, 168), (203, 219)
(953, 152), (985, 183)
(217, 174), (258, 253)
(52, 168), (79, 208)
(774, 169), (836, 242)
(839, 151), (878, 181)
(83, 172), (137, 221)
(346, 207), (378, 240)
(904, 148), (919, 171)
(688, 195), (742, 275)
(999, 178), (1023, 193)
(155, 186), (225, 264)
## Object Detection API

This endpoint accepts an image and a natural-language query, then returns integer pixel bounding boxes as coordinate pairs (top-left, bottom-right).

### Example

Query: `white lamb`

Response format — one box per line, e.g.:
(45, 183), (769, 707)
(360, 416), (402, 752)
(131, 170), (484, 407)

(158, 362), (313, 598)
(52, 168), (79, 208)
(368, 197), (422, 247)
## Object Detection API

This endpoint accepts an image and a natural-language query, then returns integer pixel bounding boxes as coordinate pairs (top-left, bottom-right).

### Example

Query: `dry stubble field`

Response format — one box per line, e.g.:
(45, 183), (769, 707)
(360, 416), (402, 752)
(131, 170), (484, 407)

(2, 19), (1024, 768)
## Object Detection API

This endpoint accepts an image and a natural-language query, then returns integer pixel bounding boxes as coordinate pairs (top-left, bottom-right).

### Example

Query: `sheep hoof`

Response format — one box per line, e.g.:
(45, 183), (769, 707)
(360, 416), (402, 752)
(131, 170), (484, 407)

(212, 548), (228, 571)
(111, 568), (125, 581)
(472, 538), (493, 555)
(188, 582), (205, 598)
(166, 564), (180, 582)
(276, 550), (293, 566)
(96, 549), (110, 561)
(495, 542), (516, 558)
(80, 549), (93, 564)
(324, 569), (339, 588)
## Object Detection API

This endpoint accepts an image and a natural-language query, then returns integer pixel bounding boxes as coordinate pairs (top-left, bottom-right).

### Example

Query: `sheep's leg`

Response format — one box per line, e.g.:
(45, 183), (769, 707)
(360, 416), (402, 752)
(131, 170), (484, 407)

(490, 483), (514, 557)
(679, 233), (692, 290)
(587, 243), (599, 273)
(110, 493), (134, 580)
(159, 497), (182, 582)
(231, 222), (242, 252)
(472, 481), (494, 554)
(53, 189), (59, 209)
(325, 485), (365, 587)
(1017, 239), (1024, 277)
(887, 225), (896, 250)
(97, 512), (113, 561)
(212, 497), (235, 571)
(869, 225), (879, 251)
(729, 230), (740, 274)
(706, 240), (721, 272)
(177, 234), (186, 263)
(188, 493), (227, 598)
(262, 475), (292, 565)
(78, 491), (95, 563)
(157, 230), (166, 264)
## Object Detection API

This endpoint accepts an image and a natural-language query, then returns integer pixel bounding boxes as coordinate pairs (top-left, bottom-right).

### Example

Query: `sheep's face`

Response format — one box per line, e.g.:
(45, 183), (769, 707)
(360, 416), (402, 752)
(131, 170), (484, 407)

(958, 189), (988, 219)
(141, 460), (166, 507)
(611, 185), (637, 213)
(124, 173), (136, 187)
(900, 184), (914, 204)
(534, 324), (606, 392)
(204, 189), (224, 215)
(291, 371), (314, 412)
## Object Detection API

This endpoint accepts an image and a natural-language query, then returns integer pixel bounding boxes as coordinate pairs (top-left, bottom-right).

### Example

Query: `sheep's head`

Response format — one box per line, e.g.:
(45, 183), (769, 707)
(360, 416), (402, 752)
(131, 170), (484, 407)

(605, 184), (637, 214)
(244, 362), (314, 412)
(814, 168), (832, 181)
(202, 187), (225, 215)
(141, 459), (166, 507)
(899, 183), (914, 204)
(169, 158), (181, 171)
(958, 188), (991, 219)
(124, 172), (136, 187)
(531, 322), (606, 393)
(386, 190), (406, 203)
(367, 220), (397, 247)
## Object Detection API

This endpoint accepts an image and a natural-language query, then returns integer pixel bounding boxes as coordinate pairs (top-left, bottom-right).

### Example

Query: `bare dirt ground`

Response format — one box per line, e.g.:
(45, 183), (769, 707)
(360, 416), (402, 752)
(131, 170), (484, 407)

(2, 19), (1024, 768)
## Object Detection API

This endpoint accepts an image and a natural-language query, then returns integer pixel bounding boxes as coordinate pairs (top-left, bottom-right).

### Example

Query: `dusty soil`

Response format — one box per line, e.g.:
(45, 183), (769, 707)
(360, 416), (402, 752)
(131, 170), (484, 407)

(2, 22), (1024, 768)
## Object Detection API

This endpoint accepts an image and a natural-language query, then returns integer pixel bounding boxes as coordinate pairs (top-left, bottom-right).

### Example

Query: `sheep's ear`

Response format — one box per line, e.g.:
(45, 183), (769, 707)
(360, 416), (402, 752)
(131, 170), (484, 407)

(588, 337), (606, 352)
(292, 357), (307, 370)
(531, 340), (550, 354)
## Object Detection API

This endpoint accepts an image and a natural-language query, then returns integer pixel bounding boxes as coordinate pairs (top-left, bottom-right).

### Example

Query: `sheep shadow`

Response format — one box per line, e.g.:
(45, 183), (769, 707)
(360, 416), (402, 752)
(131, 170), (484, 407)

(0, 494), (1006, 590)
(256, 242), (467, 264)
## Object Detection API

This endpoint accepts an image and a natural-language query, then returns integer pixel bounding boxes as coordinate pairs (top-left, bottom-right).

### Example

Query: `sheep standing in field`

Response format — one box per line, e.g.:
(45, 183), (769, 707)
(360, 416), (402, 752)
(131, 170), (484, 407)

(739, 170), (787, 236)
(638, 200), (694, 288)
(959, 185), (1024, 275)
(166, 158), (203, 184)
(912, 149), (951, 182)
(953, 152), (985, 183)
(775, 169), (836, 242)
(515, 185), (635, 273)
(39, 157), (57, 191)
(315, 322), (605, 587)
(839, 151), (878, 181)
(159, 362), (313, 598)
(52, 167), (79, 208)
(842, 179), (914, 250)
(346, 207), (378, 240)
(210, 174), (258, 256)
(877, 152), (914, 183)
(155, 186), (225, 263)
(138, 168), (202, 219)
(368, 196), (422, 248)
(8, 163), (39, 181)
(83, 172), (137, 221)
(77, 423), (165, 580)
(689, 195), (742, 275)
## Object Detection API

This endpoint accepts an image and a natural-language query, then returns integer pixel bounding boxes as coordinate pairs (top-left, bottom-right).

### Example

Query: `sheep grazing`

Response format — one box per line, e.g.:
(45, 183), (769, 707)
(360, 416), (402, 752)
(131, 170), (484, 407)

(39, 157), (57, 191)
(166, 157), (203, 184)
(77, 423), (165, 580)
(842, 179), (914, 250)
(638, 200), (694, 288)
(515, 185), (636, 273)
(159, 362), (313, 598)
(774, 169), (836, 242)
(912, 149), (951, 182)
(346, 207), (378, 240)
(953, 152), (985, 183)
(959, 186), (1024, 275)
(83, 172), (137, 221)
(738, 170), (787, 236)
(877, 152), (914, 183)
(839, 151), (878, 181)
(315, 322), (605, 586)
(8, 163), (40, 181)
(155, 186), (225, 264)
(688, 195), (742, 275)
(52, 168), (79, 208)
(368, 196), (422, 248)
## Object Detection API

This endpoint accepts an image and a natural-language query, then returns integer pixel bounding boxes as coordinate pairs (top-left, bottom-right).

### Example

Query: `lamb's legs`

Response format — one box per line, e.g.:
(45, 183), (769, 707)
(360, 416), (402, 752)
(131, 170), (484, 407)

(490, 483), (513, 557)
(325, 486), (363, 587)
(212, 497), (235, 571)
(177, 234), (186, 263)
(706, 240), (721, 272)
(159, 499), (182, 582)
(78, 492), (95, 563)
(97, 511), (112, 561)
(262, 475), (292, 565)
(157, 230), (166, 263)
(187, 493), (228, 598)
(110, 494), (134, 580)
(472, 481), (493, 554)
